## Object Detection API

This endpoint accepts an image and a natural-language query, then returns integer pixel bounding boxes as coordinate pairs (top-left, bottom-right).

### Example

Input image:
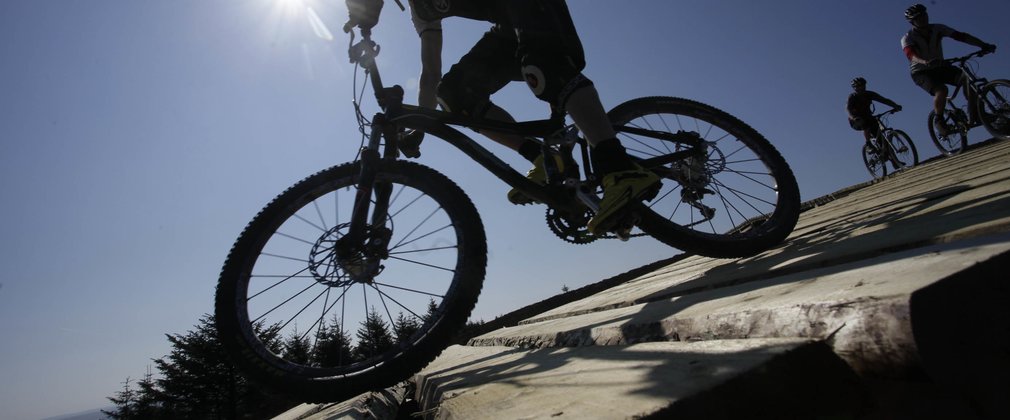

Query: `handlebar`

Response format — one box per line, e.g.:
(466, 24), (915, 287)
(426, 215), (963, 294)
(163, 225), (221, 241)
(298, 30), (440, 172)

(873, 109), (900, 118)
(944, 49), (994, 66)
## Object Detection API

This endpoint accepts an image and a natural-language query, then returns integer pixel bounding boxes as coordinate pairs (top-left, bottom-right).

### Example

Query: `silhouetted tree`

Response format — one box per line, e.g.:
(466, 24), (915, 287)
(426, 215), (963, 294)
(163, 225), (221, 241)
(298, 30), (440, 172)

(354, 307), (394, 360)
(423, 298), (439, 323)
(312, 315), (355, 367)
(103, 377), (136, 419)
(105, 314), (294, 420)
(282, 327), (312, 366)
(392, 311), (421, 343)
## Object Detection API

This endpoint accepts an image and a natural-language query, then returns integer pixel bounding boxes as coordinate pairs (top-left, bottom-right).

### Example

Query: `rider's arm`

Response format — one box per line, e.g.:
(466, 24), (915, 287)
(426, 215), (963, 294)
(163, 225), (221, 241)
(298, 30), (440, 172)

(410, 4), (442, 109)
(872, 92), (902, 111)
(950, 31), (997, 52)
(418, 29), (442, 109)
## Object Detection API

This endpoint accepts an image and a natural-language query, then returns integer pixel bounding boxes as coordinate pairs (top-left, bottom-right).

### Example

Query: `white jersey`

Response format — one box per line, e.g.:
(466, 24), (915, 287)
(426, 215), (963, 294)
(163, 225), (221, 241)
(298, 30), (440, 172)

(900, 23), (956, 73)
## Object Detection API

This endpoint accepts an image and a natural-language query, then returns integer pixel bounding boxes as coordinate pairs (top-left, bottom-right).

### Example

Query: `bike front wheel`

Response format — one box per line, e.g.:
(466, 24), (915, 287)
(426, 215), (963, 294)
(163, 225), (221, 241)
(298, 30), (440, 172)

(607, 96), (801, 258)
(886, 129), (919, 169)
(928, 109), (968, 155)
(977, 79), (1010, 141)
(215, 160), (486, 402)
(862, 142), (887, 179)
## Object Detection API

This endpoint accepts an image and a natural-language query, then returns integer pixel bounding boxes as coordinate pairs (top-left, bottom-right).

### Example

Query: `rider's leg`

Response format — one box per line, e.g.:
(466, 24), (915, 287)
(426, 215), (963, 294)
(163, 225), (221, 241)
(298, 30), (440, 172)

(507, 0), (658, 231)
(437, 26), (542, 162)
(933, 85), (952, 136)
(862, 129), (878, 155)
(965, 78), (981, 126)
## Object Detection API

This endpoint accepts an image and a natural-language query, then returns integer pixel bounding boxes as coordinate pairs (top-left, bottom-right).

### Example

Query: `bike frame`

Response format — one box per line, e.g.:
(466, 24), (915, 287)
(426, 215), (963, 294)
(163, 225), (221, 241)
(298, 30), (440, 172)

(867, 109), (897, 160)
(343, 30), (702, 245)
(945, 51), (994, 117)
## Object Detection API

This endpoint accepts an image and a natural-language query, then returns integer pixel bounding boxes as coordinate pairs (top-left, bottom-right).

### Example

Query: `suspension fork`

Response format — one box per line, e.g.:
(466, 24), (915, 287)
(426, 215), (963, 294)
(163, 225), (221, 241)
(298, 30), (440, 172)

(344, 113), (394, 251)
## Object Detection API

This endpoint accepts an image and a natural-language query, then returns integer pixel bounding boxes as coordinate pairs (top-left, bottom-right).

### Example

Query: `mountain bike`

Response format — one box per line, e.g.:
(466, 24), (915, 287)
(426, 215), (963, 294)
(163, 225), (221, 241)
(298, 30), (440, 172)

(215, 28), (801, 403)
(862, 109), (918, 179)
(927, 50), (1010, 155)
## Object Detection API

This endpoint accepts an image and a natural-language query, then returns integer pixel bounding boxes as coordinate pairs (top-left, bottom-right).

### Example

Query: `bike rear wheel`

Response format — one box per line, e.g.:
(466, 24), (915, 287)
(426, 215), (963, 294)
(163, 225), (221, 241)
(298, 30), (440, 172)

(216, 160), (486, 402)
(928, 109), (968, 155)
(607, 96), (800, 258)
(977, 79), (1010, 141)
(862, 142), (887, 179)
(886, 129), (919, 169)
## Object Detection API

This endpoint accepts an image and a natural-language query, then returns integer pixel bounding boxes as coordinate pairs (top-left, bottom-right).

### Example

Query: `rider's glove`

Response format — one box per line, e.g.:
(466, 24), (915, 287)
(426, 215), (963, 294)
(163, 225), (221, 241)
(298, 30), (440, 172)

(398, 129), (424, 159)
(344, 0), (384, 32)
(981, 43), (997, 55)
(894, 105), (903, 112)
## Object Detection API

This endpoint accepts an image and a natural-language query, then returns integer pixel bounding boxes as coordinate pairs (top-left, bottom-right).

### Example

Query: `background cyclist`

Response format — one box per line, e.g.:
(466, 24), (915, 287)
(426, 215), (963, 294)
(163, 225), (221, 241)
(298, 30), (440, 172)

(847, 77), (902, 151)
(900, 3), (997, 137)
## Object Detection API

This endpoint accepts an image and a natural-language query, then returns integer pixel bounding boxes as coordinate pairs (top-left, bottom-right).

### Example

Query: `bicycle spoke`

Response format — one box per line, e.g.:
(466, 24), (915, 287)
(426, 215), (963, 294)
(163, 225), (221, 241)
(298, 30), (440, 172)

(372, 281), (446, 299)
(249, 266), (313, 300)
(387, 255), (456, 273)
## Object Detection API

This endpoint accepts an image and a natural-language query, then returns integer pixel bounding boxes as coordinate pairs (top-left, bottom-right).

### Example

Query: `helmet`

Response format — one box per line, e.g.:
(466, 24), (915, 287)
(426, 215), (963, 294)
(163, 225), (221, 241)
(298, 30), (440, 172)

(851, 77), (867, 88)
(905, 4), (926, 20)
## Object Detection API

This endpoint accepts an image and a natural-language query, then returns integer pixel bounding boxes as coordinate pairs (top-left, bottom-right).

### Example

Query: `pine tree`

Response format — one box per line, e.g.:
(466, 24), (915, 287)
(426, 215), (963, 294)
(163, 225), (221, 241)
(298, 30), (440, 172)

(150, 314), (291, 419)
(133, 367), (165, 418)
(354, 307), (395, 360)
(392, 311), (421, 343)
(312, 314), (355, 367)
(282, 327), (312, 366)
(103, 377), (135, 419)
(423, 298), (439, 323)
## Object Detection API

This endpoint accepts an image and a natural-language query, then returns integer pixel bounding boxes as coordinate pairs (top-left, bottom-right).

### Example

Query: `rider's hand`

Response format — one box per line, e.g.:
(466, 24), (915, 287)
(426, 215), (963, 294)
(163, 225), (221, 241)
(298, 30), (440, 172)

(894, 105), (902, 112)
(345, 0), (384, 32)
(398, 129), (424, 159)
(981, 43), (998, 55)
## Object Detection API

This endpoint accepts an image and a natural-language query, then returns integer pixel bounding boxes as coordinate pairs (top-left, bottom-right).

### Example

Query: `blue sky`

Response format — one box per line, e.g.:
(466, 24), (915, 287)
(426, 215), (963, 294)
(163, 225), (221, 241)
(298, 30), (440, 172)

(0, 0), (1006, 418)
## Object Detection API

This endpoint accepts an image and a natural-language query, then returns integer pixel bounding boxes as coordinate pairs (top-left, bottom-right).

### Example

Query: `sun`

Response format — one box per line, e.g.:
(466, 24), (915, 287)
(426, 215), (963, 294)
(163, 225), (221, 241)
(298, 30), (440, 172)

(275, 0), (304, 15)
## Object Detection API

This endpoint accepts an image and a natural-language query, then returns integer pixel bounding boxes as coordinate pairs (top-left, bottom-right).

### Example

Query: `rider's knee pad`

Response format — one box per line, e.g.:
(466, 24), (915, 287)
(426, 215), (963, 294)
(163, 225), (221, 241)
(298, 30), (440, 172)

(519, 49), (590, 110)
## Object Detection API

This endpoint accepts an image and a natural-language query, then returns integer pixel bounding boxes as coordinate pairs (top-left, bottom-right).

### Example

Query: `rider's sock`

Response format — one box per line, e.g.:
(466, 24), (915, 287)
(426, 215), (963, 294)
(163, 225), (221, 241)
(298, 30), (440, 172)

(591, 138), (636, 175)
(518, 139), (541, 163)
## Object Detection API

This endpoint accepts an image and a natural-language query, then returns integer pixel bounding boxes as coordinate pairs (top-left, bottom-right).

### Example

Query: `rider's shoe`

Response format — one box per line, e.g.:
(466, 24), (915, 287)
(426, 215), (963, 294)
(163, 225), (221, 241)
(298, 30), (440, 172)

(935, 120), (954, 137)
(508, 154), (566, 205)
(398, 130), (424, 159)
(587, 166), (661, 234)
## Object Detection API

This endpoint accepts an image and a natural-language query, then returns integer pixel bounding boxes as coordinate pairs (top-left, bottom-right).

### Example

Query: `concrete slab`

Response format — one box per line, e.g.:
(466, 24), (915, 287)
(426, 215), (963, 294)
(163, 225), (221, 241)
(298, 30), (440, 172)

(525, 140), (1010, 324)
(273, 386), (406, 420)
(470, 234), (1010, 378)
(414, 339), (867, 419)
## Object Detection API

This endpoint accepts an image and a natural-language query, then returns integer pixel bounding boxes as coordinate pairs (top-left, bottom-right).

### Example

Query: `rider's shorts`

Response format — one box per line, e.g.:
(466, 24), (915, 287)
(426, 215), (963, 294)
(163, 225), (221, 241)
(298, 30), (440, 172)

(849, 116), (879, 136)
(436, 0), (589, 116)
(911, 65), (966, 96)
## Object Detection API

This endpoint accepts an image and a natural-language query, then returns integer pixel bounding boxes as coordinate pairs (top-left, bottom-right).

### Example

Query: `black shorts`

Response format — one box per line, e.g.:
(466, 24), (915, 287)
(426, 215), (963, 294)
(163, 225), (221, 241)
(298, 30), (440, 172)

(849, 116), (879, 135)
(434, 0), (586, 114)
(911, 65), (965, 96)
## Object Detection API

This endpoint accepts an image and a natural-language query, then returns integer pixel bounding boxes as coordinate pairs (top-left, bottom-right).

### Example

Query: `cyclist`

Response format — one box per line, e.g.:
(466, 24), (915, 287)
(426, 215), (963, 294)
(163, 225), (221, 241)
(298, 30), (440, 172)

(846, 77), (901, 150)
(345, 0), (659, 234)
(900, 3), (997, 137)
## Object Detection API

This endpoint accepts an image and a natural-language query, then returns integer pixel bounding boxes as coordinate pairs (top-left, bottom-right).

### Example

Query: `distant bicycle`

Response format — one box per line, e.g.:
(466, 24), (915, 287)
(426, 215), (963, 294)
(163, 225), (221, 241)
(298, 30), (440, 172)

(928, 50), (1010, 155)
(862, 109), (918, 178)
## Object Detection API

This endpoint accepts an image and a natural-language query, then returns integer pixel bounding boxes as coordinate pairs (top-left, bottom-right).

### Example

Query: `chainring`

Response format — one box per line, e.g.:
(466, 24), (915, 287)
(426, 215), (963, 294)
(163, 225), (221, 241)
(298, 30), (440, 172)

(545, 208), (598, 244)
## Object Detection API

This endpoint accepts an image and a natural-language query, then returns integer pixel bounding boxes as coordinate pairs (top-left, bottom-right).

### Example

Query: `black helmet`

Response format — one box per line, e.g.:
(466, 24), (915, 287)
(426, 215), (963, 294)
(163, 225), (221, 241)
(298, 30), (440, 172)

(851, 77), (867, 88)
(905, 4), (926, 20)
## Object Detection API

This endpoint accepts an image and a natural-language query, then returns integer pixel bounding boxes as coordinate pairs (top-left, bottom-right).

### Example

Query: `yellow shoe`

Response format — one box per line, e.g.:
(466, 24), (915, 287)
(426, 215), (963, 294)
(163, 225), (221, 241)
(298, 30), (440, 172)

(507, 154), (565, 205)
(587, 167), (661, 234)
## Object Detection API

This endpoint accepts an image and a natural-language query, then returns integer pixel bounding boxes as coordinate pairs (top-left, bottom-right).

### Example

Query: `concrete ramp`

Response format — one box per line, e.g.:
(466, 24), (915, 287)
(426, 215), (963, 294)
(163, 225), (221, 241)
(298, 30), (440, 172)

(283, 139), (1010, 419)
